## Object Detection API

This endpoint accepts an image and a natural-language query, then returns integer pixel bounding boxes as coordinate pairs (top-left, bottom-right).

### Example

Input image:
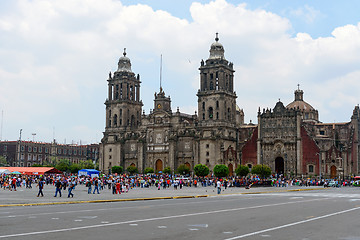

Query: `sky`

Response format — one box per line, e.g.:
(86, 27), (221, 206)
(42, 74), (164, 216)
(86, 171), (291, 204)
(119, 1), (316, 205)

(1, 0), (360, 144)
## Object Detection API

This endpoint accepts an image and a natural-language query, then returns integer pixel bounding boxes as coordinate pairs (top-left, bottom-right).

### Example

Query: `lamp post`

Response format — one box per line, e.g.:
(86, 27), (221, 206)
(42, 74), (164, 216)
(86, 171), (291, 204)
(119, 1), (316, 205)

(337, 157), (345, 183)
(316, 152), (321, 180)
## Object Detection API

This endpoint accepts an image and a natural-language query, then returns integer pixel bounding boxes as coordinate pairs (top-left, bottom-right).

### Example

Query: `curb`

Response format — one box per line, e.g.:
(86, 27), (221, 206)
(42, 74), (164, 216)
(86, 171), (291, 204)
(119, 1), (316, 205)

(0, 188), (324, 207)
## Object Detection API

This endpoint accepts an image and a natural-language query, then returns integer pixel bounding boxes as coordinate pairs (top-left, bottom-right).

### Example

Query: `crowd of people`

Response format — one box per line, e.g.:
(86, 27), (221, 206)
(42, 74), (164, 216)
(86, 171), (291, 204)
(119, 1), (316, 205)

(1, 173), (359, 198)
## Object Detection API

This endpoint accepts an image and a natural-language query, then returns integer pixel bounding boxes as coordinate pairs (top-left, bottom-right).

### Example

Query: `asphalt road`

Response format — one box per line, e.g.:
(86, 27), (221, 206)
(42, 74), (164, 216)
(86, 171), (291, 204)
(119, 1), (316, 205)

(1, 187), (360, 239)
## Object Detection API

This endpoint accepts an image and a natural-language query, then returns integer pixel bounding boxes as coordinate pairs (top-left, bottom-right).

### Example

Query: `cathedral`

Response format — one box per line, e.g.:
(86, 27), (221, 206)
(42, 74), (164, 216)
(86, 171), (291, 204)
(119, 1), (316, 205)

(99, 34), (360, 179)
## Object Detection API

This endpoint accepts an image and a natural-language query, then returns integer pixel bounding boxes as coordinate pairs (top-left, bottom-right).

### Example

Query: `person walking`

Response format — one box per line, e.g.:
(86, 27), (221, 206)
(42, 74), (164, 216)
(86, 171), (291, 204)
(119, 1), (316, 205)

(86, 179), (92, 194)
(37, 178), (44, 197)
(217, 179), (222, 194)
(67, 180), (75, 198)
(93, 178), (100, 194)
(54, 179), (62, 197)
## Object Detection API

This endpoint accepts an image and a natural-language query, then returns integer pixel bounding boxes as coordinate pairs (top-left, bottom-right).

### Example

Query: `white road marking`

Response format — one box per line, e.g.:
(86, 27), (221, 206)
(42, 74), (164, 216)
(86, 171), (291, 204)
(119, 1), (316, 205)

(129, 224), (138, 226)
(188, 224), (208, 228)
(74, 220), (82, 222)
(0, 196), (258, 219)
(223, 206), (360, 240)
(189, 228), (199, 231)
(28, 216), (37, 219)
(0, 198), (326, 239)
(78, 216), (97, 219)
(51, 218), (59, 220)
(101, 221), (109, 224)
(158, 226), (167, 228)
(223, 232), (233, 234)
(260, 235), (271, 237)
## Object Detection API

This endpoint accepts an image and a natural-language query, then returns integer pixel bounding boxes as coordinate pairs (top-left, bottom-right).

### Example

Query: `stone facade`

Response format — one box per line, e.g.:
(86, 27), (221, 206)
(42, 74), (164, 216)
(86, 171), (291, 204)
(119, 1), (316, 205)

(100, 35), (360, 179)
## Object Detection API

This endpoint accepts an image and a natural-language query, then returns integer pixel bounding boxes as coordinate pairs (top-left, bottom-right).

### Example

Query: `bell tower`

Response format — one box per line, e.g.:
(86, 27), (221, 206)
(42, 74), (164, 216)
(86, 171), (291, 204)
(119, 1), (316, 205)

(197, 33), (237, 126)
(105, 48), (143, 131)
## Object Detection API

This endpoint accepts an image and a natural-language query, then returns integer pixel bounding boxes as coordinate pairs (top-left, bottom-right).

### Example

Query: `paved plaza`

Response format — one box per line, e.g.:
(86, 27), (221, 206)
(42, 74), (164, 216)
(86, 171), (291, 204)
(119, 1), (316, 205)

(1, 186), (360, 239)
(0, 184), (321, 206)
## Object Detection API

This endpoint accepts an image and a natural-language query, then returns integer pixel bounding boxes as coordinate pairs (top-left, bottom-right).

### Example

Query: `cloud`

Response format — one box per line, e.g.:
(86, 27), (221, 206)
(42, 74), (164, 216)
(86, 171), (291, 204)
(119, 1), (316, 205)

(0, 0), (359, 143)
(289, 4), (323, 24)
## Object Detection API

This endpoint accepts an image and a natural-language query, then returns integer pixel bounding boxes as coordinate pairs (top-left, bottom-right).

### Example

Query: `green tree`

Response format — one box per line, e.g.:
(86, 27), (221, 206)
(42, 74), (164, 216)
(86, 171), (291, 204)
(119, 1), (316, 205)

(0, 156), (8, 167)
(193, 164), (209, 177)
(55, 159), (70, 172)
(69, 164), (82, 173)
(213, 164), (229, 178)
(163, 167), (171, 174)
(144, 167), (154, 174)
(127, 166), (138, 175)
(31, 164), (43, 167)
(251, 164), (272, 179)
(235, 165), (250, 177)
(80, 160), (95, 169)
(177, 164), (190, 175)
(112, 166), (123, 174)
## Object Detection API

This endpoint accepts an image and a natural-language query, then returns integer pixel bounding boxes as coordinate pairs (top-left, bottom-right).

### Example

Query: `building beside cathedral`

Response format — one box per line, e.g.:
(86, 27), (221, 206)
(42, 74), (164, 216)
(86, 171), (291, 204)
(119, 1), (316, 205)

(100, 35), (360, 179)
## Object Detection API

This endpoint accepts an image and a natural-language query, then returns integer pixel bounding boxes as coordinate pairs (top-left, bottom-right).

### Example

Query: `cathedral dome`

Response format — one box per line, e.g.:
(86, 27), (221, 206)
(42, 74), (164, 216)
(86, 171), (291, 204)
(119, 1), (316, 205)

(286, 87), (319, 122)
(209, 33), (225, 59)
(116, 48), (132, 73)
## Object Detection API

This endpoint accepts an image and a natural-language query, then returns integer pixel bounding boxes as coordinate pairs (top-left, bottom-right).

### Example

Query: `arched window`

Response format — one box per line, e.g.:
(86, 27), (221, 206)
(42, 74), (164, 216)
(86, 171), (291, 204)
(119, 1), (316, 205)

(216, 101), (219, 109)
(113, 114), (117, 127)
(210, 81), (214, 90)
(216, 112), (219, 119)
(227, 108), (231, 120)
(202, 102), (205, 110)
(202, 113), (205, 120)
(309, 165), (314, 173)
(208, 107), (213, 119)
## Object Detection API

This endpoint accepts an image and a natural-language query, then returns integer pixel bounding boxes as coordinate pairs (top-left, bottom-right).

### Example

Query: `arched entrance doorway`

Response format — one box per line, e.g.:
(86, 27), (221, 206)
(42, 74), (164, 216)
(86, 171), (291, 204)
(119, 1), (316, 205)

(155, 159), (163, 172)
(228, 163), (233, 176)
(330, 165), (337, 179)
(185, 162), (191, 169)
(275, 157), (284, 175)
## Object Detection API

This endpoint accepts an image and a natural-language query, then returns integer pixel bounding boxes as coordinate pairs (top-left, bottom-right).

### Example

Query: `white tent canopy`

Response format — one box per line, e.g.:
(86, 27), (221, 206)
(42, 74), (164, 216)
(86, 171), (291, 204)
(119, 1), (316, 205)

(0, 169), (11, 174)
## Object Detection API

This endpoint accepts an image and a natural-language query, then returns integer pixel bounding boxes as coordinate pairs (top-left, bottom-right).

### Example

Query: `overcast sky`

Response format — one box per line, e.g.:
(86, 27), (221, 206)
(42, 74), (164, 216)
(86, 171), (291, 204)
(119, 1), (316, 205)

(1, 0), (360, 144)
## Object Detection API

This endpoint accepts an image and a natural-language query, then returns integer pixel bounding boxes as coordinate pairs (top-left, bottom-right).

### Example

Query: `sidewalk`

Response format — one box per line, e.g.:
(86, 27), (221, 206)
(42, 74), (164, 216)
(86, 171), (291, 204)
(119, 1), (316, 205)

(0, 185), (324, 207)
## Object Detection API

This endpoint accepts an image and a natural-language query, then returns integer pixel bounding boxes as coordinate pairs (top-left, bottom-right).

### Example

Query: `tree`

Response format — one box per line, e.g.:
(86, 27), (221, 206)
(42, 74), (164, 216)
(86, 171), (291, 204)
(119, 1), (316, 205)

(81, 160), (95, 169)
(251, 164), (272, 179)
(163, 167), (171, 174)
(144, 167), (154, 174)
(55, 159), (70, 172)
(127, 166), (138, 175)
(0, 156), (8, 167)
(112, 166), (123, 174)
(194, 164), (209, 177)
(213, 164), (229, 178)
(177, 164), (190, 175)
(31, 164), (43, 167)
(69, 164), (82, 173)
(235, 165), (250, 177)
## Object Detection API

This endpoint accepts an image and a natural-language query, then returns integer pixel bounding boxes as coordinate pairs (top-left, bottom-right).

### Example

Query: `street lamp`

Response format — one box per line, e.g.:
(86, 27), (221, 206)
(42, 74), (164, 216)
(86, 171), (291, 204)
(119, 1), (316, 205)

(316, 152), (321, 180)
(337, 157), (345, 183)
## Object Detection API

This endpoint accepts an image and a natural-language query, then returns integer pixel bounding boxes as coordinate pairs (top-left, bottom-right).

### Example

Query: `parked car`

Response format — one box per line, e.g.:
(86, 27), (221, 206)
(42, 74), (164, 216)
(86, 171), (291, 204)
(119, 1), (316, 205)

(328, 180), (340, 187)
